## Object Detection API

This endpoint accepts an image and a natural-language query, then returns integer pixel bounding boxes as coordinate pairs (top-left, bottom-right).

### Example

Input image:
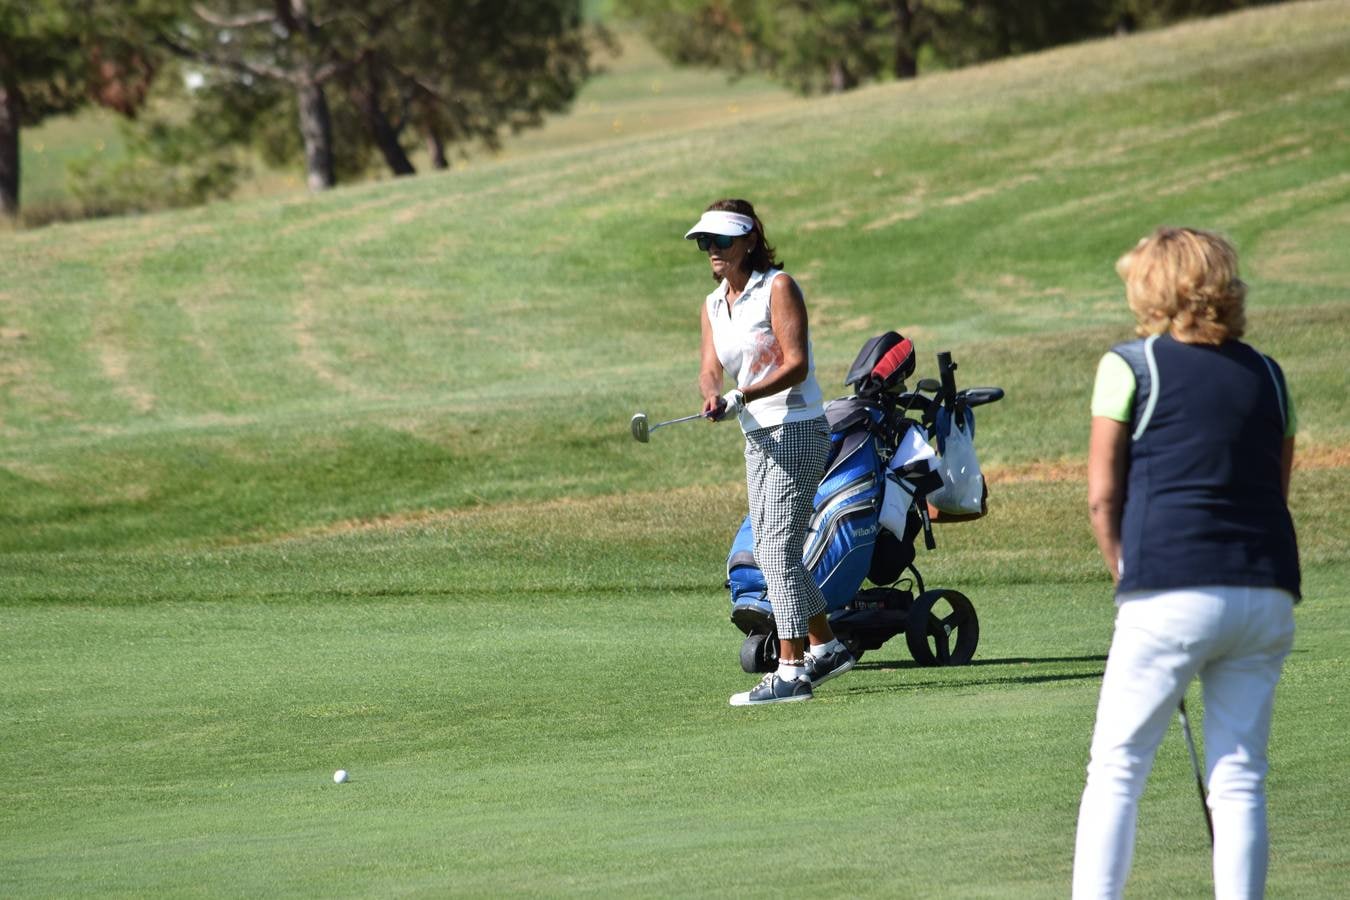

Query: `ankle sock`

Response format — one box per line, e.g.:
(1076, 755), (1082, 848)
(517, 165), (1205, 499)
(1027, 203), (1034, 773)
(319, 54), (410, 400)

(777, 660), (806, 682)
(809, 638), (843, 658)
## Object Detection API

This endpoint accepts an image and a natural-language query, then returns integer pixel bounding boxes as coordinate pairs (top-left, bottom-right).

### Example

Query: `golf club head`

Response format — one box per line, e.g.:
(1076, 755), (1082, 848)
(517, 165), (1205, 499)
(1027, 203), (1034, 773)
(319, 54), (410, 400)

(630, 412), (650, 443)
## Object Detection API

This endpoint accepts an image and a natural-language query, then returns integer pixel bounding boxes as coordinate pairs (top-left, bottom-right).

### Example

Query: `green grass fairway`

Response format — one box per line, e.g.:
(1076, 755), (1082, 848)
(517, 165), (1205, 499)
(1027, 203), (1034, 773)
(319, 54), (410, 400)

(4, 2), (1350, 896)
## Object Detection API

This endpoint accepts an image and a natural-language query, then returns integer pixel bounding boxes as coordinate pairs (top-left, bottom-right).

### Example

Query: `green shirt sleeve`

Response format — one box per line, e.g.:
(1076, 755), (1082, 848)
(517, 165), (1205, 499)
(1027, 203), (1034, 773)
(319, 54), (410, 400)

(1091, 351), (1135, 422)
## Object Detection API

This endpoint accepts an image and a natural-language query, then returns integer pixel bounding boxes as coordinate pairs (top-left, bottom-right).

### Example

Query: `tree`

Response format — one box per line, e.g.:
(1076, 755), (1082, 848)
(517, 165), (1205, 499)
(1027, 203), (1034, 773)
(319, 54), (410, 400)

(931, 0), (1115, 68)
(0, 0), (164, 219)
(614, 0), (939, 94)
(371, 0), (601, 171)
(616, 0), (1293, 95)
(155, 1), (394, 191)
(1110, 0), (1283, 29)
(64, 60), (271, 217)
(157, 1), (601, 189)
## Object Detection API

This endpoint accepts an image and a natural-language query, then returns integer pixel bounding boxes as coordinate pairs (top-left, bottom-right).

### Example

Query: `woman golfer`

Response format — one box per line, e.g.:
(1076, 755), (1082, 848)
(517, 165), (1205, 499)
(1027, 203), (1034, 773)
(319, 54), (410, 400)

(1073, 227), (1300, 898)
(688, 198), (855, 706)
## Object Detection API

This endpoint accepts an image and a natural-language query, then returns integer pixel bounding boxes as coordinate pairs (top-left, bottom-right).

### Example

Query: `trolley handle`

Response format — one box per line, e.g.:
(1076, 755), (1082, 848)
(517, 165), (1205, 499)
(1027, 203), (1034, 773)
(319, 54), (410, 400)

(960, 387), (1004, 408)
(937, 351), (958, 411)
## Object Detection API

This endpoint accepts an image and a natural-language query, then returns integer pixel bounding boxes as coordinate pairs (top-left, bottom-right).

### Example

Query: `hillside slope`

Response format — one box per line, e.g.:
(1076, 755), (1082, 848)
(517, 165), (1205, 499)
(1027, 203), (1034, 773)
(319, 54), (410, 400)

(3, 0), (1348, 552)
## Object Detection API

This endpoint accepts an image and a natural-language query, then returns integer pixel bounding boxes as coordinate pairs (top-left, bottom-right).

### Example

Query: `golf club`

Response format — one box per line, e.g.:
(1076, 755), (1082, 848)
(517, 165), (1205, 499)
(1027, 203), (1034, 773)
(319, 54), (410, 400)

(1178, 698), (1214, 845)
(630, 409), (711, 443)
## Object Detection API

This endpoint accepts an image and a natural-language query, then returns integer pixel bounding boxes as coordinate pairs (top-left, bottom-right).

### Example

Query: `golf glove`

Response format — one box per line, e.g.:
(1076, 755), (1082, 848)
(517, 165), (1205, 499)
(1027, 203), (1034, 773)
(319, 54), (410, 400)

(718, 389), (746, 420)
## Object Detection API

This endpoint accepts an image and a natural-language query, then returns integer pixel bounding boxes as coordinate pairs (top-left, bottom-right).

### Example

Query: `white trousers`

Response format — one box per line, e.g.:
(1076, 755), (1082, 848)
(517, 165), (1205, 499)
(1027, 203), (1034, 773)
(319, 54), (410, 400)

(1072, 585), (1295, 900)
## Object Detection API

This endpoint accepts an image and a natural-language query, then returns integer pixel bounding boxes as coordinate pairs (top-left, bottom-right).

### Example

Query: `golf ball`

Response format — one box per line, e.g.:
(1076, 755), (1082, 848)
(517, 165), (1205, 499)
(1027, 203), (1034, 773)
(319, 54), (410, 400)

(333, 769), (349, 784)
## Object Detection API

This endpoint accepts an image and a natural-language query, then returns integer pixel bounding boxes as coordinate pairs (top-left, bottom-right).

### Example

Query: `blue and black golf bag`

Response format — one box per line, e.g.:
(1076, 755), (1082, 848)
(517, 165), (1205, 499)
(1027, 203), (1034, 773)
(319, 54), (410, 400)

(725, 334), (1003, 673)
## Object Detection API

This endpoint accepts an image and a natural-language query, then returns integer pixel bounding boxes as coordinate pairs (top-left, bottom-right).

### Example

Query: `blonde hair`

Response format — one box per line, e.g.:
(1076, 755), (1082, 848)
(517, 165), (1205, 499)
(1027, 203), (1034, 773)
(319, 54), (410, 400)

(1116, 227), (1246, 344)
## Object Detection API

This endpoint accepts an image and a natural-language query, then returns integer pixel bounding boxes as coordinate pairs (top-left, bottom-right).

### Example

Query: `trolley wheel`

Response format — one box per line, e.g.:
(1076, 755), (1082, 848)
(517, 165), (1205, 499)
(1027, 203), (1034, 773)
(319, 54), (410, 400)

(905, 588), (979, 666)
(740, 633), (778, 673)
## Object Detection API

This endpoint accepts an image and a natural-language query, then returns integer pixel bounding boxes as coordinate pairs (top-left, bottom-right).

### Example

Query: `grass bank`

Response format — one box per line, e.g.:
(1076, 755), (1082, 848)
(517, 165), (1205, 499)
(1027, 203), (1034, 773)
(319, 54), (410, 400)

(2, 1), (1348, 895)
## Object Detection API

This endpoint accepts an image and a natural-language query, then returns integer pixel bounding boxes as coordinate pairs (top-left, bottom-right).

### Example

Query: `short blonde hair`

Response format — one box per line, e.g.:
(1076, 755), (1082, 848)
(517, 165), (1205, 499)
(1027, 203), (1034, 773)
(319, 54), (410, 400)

(1116, 227), (1246, 344)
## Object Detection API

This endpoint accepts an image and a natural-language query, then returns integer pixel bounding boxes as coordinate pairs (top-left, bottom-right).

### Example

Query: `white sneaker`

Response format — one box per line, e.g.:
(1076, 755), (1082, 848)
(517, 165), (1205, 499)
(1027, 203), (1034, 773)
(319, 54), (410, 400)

(729, 672), (814, 706)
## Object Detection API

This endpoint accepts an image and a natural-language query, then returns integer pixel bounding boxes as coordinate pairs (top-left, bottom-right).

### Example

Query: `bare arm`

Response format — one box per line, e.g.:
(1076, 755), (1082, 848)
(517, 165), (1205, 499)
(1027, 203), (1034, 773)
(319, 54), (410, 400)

(740, 273), (811, 404)
(1281, 436), (1295, 500)
(699, 304), (726, 416)
(1087, 416), (1129, 584)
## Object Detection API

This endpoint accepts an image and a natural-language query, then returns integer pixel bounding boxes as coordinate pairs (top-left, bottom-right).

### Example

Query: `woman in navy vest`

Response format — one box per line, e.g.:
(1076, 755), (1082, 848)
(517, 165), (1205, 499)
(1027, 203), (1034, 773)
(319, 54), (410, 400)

(1073, 227), (1300, 899)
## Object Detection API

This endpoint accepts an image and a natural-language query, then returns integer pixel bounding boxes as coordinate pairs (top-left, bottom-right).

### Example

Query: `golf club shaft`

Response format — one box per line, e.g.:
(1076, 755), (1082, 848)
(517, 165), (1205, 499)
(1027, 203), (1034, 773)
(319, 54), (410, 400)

(650, 411), (708, 432)
(1178, 699), (1214, 845)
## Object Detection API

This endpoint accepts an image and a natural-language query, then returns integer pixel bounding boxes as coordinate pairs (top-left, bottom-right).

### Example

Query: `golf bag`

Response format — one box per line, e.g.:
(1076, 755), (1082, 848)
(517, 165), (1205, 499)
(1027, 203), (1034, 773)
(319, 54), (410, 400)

(727, 399), (917, 618)
(726, 334), (1003, 673)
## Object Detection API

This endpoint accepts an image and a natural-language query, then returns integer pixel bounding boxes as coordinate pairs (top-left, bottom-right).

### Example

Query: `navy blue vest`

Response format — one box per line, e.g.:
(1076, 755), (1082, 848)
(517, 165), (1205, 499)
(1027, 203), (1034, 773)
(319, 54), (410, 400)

(1111, 334), (1300, 599)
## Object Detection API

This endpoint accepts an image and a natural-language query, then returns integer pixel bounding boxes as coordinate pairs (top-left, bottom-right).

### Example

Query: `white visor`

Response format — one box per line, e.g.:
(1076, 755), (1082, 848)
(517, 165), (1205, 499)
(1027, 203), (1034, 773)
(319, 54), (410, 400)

(684, 210), (755, 239)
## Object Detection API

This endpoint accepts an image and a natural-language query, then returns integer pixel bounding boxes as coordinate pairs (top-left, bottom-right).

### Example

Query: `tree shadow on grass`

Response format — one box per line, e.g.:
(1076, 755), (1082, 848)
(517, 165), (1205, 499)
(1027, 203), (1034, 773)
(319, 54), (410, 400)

(842, 653), (1109, 693)
(972, 654), (1109, 667)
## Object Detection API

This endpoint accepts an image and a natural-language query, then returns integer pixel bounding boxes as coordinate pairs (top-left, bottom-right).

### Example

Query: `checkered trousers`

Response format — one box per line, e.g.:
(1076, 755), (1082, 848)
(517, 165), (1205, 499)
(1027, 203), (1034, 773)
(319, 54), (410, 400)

(743, 416), (831, 640)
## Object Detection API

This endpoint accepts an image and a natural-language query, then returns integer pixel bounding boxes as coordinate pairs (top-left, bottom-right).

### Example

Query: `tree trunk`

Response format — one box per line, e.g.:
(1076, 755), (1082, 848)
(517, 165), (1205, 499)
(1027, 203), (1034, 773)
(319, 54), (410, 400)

(425, 128), (448, 170)
(0, 81), (20, 219)
(295, 77), (335, 191)
(357, 58), (414, 176)
(829, 60), (857, 93)
(992, 4), (1013, 58)
(890, 0), (919, 79)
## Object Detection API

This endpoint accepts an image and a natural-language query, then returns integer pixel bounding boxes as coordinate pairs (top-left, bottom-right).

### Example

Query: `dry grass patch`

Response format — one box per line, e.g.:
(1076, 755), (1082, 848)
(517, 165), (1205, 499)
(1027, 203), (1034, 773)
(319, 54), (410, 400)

(1296, 442), (1350, 470)
(285, 440), (1349, 547)
(983, 440), (1347, 486)
(289, 480), (747, 543)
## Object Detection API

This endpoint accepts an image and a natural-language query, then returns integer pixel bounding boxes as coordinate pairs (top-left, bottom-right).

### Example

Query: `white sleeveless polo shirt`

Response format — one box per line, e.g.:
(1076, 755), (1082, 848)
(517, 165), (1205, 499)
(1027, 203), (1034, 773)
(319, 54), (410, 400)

(706, 268), (826, 432)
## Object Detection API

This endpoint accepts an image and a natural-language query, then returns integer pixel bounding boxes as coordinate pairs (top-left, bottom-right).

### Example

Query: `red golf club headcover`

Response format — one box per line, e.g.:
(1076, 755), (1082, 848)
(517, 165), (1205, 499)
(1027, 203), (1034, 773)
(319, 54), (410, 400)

(871, 337), (914, 386)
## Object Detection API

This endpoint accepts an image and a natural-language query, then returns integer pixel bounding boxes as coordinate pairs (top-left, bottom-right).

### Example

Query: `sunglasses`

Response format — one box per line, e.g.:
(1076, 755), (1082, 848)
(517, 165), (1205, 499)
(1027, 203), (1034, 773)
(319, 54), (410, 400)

(695, 233), (737, 252)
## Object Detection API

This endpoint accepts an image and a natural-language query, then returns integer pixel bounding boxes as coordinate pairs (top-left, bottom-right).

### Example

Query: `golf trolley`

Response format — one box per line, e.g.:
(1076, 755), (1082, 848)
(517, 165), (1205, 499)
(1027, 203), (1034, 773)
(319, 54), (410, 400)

(725, 333), (1004, 673)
